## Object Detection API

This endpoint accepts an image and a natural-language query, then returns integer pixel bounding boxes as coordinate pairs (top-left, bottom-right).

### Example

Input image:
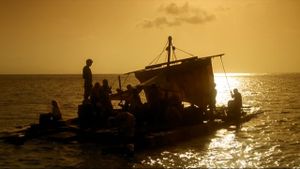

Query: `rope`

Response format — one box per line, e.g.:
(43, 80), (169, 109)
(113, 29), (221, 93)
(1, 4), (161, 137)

(175, 47), (196, 57)
(121, 73), (130, 89)
(148, 40), (168, 66)
(110, 77), (118, 89)
(220, 56), (231, 93)
(173, 47), (177, 60)
(148, 41), (195, 66)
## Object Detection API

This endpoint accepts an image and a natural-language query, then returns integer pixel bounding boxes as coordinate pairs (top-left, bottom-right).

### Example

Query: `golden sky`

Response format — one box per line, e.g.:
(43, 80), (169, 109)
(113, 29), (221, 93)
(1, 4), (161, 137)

(0, 0), (299, 74)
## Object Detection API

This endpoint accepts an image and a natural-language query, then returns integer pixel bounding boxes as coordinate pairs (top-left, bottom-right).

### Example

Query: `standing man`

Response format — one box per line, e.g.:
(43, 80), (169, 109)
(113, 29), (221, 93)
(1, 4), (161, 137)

(83, 59), (93, 102)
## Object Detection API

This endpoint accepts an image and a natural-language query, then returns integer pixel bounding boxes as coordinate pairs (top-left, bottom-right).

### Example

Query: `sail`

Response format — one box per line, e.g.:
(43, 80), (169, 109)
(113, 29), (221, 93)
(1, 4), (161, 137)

(134, 57), (215, 109)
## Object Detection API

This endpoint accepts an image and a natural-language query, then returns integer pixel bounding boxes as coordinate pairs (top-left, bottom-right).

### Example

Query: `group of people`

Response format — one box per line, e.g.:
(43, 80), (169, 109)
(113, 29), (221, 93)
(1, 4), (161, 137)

(81, 59), (115, 127)
(37, 58), (243, 156)
(90, 80), (113, 120)
(39, 58), (243, 129)
(82, 59), (143, 121)
(82, 58), (243, 126)
(81, 58), (184, 130)
(82, 59), (136, 154)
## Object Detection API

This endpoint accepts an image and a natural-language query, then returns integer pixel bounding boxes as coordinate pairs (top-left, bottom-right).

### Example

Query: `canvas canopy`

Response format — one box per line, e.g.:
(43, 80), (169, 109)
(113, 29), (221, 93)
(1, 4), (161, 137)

(134, 57), (215, 109)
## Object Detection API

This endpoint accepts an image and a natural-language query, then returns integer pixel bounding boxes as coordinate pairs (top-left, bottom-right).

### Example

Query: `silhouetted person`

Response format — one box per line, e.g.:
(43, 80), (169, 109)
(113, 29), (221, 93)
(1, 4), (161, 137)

(83, 59), (93, 102)
(39, 100), (62, 126)
(91, 82), (101, 105)
(228, 88), (242, 125)
(51, 100), (62, 121)
(231, 88), (242, 112)
(126, 84), (142, 112)
(102, 79), (112, 95)
(100, 79), (113, 118)
(165, 94), (182, 128)
(125, 84), (144, 126)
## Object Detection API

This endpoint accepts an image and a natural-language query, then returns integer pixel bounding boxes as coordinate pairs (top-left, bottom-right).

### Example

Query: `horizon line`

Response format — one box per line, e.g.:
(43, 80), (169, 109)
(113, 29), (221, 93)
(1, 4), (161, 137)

(0, 72), (299, 75)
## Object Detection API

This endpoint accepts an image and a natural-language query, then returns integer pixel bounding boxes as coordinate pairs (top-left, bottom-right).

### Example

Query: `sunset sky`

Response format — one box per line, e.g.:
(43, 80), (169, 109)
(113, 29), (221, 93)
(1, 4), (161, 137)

(0, 0), (299, 74)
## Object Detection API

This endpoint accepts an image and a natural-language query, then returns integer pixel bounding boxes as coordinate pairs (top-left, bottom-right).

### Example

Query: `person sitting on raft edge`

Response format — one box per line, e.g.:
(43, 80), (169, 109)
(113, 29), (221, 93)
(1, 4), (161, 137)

(39, 100), (62, 126)
(51, 100), (62, 121)
(231, 88), (242, 112)
(227, 88), (243, 125)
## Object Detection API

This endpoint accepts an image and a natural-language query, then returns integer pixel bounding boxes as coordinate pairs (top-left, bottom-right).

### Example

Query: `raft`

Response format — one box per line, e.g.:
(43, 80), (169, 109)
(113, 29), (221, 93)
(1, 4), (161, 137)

(0, 107), (263, 148)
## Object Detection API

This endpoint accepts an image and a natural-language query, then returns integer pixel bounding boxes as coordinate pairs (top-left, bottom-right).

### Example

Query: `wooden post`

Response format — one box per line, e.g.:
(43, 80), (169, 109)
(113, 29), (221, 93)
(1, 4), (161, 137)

(118, 75), (121, 90)
(167, 36), (172, 67)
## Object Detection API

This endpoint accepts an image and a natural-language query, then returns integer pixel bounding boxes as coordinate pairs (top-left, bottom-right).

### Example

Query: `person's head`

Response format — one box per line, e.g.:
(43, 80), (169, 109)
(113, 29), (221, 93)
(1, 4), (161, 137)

(102, 79), (108, 86)
(126, 84), (133, 90)
(94, 82), (100, 88)
(233, 88), (238, 94)
(86, 59), (93, 66)
(51, 100), (58, 107)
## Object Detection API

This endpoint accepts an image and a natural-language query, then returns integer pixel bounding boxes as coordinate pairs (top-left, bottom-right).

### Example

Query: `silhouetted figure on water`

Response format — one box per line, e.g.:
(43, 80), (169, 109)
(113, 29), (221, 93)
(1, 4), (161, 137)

(228, 88), (243, 124)
(231, 88), (242, 112)
(39, 100), (62, 126)
(91, 82), (101, 105)
(102, 79), (112, 95)
(125, 85), (142, 114)
(51, 100), (62, 121)
(101, 79), (113, 117)
(83, 59), (93, 102)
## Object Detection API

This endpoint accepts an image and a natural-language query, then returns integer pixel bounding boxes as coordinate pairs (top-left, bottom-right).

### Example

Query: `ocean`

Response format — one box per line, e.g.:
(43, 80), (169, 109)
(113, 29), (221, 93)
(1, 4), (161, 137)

(0, 73), (299, 168)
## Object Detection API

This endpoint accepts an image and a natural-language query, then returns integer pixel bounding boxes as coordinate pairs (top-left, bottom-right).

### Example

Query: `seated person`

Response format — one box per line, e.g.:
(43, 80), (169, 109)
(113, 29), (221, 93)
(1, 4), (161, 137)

(39, 100), (62, 126)
(51, 100), (62, 121)
(231, 88), (242, 111)
(125, 84), (143, 113)
(100, 79), (113, 116)
(227, 88), (242, 120)
(91, 82), (102, 106)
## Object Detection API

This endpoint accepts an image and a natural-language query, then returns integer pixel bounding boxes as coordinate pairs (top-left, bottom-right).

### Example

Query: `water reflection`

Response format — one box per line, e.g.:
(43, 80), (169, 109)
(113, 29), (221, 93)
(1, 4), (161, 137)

(139, 128), (260, 168)
(139, 74), (266, 168)
(1, 74), (300, 168)
(214, 74), (241, 106)
(139, 120), (291, 168)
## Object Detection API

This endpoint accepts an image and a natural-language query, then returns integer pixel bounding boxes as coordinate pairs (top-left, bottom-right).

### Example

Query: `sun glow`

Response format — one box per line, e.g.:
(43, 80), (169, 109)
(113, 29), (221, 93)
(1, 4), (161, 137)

(214, 74), (241, 106)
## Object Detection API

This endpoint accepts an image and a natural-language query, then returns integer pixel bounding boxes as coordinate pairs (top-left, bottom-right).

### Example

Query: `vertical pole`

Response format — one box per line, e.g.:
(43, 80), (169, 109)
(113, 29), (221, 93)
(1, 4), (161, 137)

(167, 36), (172, 67)
(118, 75), (122, 90)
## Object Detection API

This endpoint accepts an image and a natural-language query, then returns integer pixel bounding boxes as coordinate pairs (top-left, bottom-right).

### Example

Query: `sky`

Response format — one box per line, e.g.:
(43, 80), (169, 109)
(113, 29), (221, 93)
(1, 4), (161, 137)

(0, 0), (299, 74)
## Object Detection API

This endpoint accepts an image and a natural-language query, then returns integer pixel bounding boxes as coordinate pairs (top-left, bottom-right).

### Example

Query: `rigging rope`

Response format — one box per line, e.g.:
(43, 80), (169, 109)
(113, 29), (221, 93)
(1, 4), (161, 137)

(220, 56), (232, 93)
(110, 77), (118, 89)
(175, 47), (196, 57)
(173, 47), (177, 60)
(148, 40), (169, 66)
(121, 73), (130, 89)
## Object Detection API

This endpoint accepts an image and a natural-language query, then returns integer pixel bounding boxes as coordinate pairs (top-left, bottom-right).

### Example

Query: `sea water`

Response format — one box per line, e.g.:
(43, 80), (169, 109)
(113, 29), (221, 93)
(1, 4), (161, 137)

(0, 73), (299, 168)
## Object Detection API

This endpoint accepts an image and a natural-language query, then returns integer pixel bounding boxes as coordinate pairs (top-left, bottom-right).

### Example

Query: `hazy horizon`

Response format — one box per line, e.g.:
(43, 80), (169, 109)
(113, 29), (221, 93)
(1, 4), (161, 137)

(0, 72), (299, 75)
(1, 0), (300, 74)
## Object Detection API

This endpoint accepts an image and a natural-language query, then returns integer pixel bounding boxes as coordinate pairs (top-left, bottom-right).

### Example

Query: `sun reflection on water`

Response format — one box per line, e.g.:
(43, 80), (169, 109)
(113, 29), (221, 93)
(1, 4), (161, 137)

(137, 73), (296, 168)
(139, 125), (268, 168)
(214, 74), (241, 106)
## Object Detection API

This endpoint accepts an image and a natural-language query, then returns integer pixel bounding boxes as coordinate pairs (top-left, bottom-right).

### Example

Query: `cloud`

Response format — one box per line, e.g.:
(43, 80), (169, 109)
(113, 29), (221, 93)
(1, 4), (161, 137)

(161, 2), (190, 15)
(140, 17), (180, 28)
(139, 2), (216, 28)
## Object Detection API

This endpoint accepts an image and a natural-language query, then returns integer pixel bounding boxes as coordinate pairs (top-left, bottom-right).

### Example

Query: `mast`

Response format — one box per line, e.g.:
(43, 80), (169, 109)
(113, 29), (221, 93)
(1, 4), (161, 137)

(166, 36), (173, 67)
